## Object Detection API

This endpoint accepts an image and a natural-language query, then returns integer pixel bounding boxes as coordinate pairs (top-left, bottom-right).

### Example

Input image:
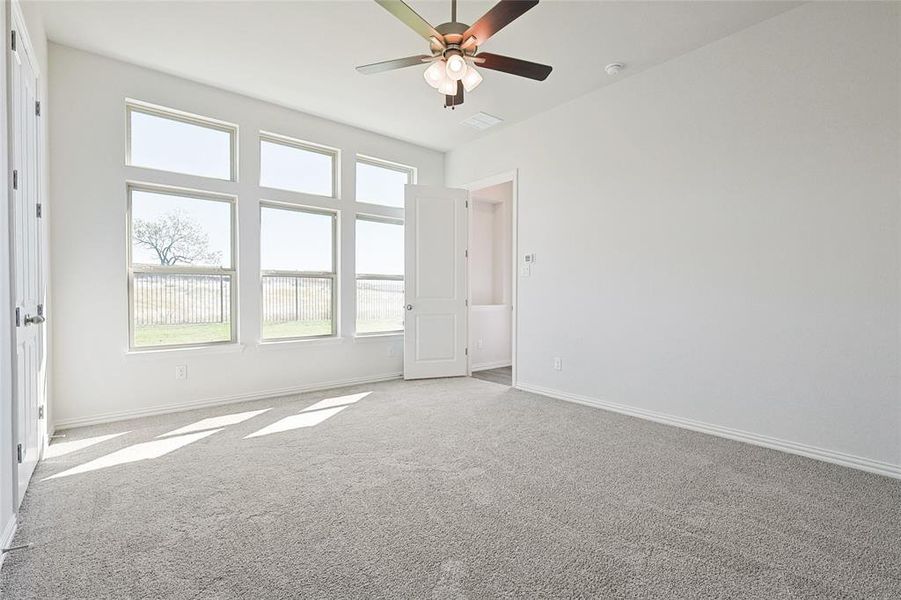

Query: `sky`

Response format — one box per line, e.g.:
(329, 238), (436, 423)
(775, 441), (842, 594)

(130, 108), (407, 275)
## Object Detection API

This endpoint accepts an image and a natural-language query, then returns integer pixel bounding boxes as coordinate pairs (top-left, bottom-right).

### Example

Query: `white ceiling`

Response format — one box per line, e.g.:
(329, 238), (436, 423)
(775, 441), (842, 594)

(33, 0), (800, 151)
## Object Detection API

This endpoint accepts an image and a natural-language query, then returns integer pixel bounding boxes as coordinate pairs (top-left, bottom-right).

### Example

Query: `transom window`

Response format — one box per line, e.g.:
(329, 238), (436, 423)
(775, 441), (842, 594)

(128, 184), (236, 349)
(260, 133), (338, 198)
(355, 155), (415, 208)
(260, 203), (337, 340)
(127, 101), (236, 181)
(356, 216), (404, 334)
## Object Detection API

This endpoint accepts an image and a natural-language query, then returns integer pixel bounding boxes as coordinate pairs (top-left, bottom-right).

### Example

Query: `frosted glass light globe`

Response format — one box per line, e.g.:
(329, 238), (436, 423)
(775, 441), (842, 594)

(445, 54), (468, 81)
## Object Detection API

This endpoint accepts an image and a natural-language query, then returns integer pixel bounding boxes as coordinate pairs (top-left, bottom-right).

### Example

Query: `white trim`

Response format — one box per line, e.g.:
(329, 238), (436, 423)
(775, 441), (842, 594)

(462, 170), (518, 387)
(0, 516), (16, 571)
(10, 2), (39, 78)
(472, 360), (512, 372)
(516, 382), (901, 480)
(125, 342), (246, 361)
(53, 372), (403, 430)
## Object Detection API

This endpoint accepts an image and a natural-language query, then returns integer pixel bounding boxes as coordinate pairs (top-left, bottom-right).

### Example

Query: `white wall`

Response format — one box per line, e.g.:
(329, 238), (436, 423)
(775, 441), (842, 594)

(447, 2), (901, 472)
(49, 45), (443, 428)
(469, 182), (513, 370)
(470, 201), (498, 305)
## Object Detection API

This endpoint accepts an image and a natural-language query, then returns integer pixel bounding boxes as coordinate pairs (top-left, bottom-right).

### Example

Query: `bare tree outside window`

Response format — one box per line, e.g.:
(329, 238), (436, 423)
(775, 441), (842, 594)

(132, 209), (222, 266)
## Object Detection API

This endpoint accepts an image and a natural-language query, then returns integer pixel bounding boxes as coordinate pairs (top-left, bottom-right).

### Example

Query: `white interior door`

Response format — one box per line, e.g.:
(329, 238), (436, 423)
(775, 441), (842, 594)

(403, 185), (468, 380)
(11, 19), (45, 505)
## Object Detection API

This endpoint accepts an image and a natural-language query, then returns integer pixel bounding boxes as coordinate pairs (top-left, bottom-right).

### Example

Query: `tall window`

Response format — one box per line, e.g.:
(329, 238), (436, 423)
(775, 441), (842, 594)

(128, 185), (236, 349)
(260, 133), (338, 198)
(127, 101), (236, 181)
(356, 217), (404, 334)
(355, 156), (415, 208)
(260, 204), (337, 340)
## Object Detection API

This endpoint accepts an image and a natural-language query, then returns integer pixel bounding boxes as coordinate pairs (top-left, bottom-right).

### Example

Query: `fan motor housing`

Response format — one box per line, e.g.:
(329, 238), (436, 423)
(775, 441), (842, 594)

(435, 21), (470, 50)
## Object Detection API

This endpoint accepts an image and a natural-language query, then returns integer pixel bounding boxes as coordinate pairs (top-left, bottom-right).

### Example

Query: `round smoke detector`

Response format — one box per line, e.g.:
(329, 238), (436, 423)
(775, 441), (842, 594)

(605, 63), (625, 76)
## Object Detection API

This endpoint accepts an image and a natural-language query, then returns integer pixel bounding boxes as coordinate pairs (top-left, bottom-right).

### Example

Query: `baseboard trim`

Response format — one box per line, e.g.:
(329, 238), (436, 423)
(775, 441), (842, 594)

(516, 382), (901, 480)
(472, 361), (512, 372)
(53, 372), (403, 430)
(0, 516), (17, 571)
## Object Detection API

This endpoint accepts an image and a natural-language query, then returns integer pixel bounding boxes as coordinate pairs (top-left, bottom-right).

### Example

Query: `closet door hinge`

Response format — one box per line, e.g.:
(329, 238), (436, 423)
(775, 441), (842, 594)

(35, 101), (41, 117)
(15, 307), (21, 327)
(464, 249), (468, 258)
(465, 347), (468, 356)
(10, 31), (16, 52)
(12, 169), (17, 190)
(16, 444), (22, 464)
(36, 203), (42, 218)
(38, 406), (44, 419)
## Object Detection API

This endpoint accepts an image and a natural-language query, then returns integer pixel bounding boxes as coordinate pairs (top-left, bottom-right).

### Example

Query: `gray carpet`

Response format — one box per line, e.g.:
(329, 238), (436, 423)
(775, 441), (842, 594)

(2, 377), (900, 599)
(471, 366), (512, 386)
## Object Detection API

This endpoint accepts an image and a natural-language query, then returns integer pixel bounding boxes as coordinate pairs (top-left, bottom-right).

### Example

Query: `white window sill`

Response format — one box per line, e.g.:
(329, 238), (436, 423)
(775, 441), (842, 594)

(125, 343), (246, 361)
(353, 332), (403, 344)
(257, 336), (346, 351)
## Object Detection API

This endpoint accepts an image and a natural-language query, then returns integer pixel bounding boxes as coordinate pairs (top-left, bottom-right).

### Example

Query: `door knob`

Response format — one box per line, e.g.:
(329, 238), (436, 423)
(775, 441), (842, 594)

(23, 314), (45, 326)
(405, 304), (413, 311)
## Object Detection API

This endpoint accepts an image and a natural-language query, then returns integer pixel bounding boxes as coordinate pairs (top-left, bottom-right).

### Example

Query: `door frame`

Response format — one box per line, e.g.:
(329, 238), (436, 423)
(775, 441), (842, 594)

(462, 170), (518, 387)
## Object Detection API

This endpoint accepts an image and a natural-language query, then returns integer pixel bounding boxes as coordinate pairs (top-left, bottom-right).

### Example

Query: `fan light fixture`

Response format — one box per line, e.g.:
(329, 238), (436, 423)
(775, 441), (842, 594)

(356, 0), (553, 109)
(423, 60), (446, 88)
(461, 65), (483, 92)
(437, 76), (458, 96)
(445, 53), (467, 80)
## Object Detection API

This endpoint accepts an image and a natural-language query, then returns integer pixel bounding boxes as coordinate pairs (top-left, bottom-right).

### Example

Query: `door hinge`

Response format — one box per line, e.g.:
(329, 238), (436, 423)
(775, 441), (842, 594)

(37, 304), (44, 317)
(16, 444), (22, 464)
(465, 200), (469, 208)
(36, 203), (42, 218)
(15, 307), (21, 327)
(35, 101), (41, 117)
(12, 169), (17, 190)
(464, 249), (468, 258)
(465, 347), (468, 356)
(10, 31), (16, 52)
(465, 299), (468, 306)
(38, 406), (44, 419)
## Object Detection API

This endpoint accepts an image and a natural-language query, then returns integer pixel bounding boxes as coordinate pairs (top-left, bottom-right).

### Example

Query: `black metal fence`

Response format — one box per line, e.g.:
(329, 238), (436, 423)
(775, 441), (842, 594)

(133, 273), (404, 327)
(133, 273), (231, 325)
(262, 276), (333, 323)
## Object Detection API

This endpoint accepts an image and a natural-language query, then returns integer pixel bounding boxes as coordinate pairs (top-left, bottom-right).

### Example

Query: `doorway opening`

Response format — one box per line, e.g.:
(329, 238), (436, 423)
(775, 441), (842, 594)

(467, 175), (515, 387)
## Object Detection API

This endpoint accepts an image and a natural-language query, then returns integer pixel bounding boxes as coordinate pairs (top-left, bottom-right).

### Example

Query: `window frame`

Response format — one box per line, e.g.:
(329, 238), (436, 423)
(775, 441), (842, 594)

(126, 182), (238, 351)
(259, 201), (339, 342)
(259, 131), (340, 199)
(355, 214), (405, 336)
(354, 154), (417, 208)
(126, 99), (238, 182)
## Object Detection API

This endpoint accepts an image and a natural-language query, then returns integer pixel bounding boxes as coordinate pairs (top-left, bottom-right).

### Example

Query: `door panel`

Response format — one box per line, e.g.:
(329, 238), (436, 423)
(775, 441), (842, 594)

(11, 20), (44, 505)
(404, 185), (468, 380)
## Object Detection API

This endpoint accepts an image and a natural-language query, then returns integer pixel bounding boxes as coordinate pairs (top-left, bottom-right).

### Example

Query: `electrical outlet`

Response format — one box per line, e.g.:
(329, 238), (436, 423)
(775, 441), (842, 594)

(477, 339), (484, 349)
(553, 357), (562, 371)
(175, 365), (187, 380)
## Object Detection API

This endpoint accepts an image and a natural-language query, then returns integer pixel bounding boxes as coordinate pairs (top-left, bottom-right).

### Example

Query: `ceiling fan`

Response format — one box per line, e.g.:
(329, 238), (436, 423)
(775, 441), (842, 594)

(356, 0), (552, 109)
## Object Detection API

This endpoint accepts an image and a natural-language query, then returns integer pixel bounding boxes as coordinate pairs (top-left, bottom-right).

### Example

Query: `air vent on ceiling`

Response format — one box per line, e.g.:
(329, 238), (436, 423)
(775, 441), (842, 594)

(461, 112), (503, 131)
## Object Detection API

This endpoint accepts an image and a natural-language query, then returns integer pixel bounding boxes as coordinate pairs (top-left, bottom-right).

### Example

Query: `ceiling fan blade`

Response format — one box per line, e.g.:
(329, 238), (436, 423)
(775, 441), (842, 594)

(476, 52), (552, 81)
(375, 0), (441, 41)
(445, 80), (464, 109)
(462, 0), (539, 48)
(356, 55), (432, 74)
